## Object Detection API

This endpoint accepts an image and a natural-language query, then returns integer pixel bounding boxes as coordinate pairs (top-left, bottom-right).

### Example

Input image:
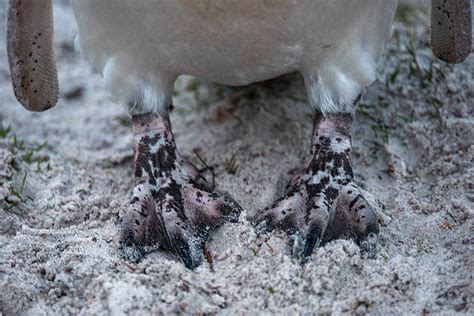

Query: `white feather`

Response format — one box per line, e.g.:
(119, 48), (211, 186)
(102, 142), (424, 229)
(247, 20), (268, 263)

(70, 0), (398, 114)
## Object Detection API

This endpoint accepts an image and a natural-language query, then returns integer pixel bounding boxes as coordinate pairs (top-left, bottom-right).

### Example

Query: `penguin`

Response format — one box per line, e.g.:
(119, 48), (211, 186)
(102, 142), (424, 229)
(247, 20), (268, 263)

(6, 0), (472, 268)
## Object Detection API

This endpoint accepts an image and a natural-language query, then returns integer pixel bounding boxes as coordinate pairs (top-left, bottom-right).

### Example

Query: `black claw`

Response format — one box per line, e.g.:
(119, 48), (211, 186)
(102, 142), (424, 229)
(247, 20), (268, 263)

(360, 232), (378, 259)
(122, 238), (143, 263)
(252, 217), (272, 237)
(302, 236), (320, 263)
(364, 212), (380, 235)
(121, 225), (144, 262)
(172, 234), (197, 269)
(290, 232), (304, 259)
(220, 194), (243, 223)
(299, 224), (323, 263)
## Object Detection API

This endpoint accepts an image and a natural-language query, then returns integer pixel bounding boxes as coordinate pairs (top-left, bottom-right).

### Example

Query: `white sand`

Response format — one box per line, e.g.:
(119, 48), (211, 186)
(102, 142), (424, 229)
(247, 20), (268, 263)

(0, 1), (473, 315)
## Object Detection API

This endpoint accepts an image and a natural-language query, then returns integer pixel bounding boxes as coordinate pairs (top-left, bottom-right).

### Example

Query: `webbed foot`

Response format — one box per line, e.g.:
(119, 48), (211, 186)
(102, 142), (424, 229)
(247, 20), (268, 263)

(253, 113), (378, 262)
(121, 113), (241, 269)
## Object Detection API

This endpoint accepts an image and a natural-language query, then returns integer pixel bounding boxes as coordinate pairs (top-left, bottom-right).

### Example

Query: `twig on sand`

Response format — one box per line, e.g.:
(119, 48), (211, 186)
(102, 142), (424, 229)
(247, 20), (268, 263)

(203, 246), (215, 272)
(264, 241), (275, 255)
(225, 150), (239, 175)
(192, 148), (216, 190)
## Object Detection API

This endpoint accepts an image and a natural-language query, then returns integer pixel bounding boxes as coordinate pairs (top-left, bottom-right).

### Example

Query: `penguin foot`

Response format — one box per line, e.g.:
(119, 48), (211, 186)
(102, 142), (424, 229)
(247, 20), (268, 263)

(121, 113), (242, 269)
(253, 113), (379, 263)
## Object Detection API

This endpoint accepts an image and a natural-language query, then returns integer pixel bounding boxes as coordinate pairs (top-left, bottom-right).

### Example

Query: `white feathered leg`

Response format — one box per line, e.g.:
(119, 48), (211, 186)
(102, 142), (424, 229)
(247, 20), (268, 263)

(101, 56), (176, 115)
(253, 54), (383, 261)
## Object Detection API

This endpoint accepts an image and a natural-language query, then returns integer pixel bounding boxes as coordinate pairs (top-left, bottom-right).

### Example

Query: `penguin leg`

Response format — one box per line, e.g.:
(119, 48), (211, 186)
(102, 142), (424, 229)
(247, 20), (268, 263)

(121, 112), (242, 269)
(253, 112), (378, 263)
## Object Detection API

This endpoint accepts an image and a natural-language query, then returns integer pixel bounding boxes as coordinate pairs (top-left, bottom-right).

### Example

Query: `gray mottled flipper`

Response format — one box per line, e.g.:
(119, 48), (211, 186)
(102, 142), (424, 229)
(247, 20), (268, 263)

(7, 0), (59, 111)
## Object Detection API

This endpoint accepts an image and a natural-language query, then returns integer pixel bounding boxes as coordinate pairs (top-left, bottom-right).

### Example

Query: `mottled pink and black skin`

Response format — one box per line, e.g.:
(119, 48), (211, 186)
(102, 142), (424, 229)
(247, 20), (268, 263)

(122, 99), (378, 268)
(121, 112), (242, 269)
(254, 102), (378, 262)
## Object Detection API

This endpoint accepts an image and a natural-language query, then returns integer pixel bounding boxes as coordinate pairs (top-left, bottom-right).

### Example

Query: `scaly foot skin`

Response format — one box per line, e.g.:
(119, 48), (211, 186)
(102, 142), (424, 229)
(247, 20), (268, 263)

(121, 112), (242, 269)
(253, 113), (378, 262)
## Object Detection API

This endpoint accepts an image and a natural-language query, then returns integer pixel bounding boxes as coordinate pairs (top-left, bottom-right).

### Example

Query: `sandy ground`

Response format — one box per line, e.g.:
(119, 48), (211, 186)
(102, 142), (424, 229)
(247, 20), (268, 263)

(0, 1), (473, 315)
